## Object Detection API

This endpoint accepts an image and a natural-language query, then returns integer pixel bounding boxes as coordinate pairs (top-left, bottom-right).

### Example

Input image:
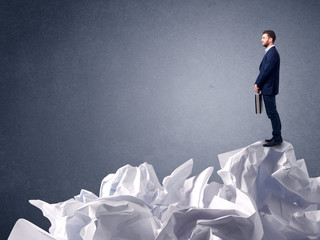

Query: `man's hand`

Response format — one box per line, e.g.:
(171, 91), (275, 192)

(254, 84), (260, 93)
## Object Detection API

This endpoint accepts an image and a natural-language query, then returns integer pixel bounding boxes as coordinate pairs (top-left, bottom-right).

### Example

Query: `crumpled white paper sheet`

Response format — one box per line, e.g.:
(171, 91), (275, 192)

(218, 141), (320, 239)
(9, 219), (56, 240)
(8, 140), (320, 240)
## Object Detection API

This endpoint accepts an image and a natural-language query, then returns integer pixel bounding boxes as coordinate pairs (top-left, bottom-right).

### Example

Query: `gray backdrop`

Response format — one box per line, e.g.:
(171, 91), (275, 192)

(1, 0), (320, 238)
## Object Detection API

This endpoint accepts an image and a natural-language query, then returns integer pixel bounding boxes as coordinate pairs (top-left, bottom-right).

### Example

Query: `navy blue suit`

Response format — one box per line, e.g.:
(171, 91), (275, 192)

(255, 46), (282, 141)
(255, 46), (280, 95)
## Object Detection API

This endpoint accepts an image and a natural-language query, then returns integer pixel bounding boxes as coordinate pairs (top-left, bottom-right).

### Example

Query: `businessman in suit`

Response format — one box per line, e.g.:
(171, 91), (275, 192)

(254, 30), (282, 147)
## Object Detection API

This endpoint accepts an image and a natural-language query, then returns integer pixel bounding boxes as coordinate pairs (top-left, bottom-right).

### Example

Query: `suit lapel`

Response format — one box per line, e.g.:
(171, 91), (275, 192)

(259, 55), (266, 69)
(259, 47), (276, 69)
(259, 47), (272, 69)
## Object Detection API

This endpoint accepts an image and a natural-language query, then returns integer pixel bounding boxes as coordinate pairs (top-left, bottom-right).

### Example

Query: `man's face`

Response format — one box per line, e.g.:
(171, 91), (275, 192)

(261, 33), (272, 47)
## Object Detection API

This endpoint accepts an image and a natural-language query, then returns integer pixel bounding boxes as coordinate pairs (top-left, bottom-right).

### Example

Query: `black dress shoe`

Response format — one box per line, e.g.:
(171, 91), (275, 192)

(263, 139), (282, 147)
(265, 137), (283, 143)
(265, 138), (273, 143)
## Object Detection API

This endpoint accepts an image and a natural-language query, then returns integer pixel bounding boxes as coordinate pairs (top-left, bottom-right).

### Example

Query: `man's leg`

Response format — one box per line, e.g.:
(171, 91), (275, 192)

(263, 95), (282, 141)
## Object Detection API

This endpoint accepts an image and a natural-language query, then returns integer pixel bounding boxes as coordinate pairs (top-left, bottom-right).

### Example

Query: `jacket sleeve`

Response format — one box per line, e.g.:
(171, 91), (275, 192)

(255, 51), (278, 89)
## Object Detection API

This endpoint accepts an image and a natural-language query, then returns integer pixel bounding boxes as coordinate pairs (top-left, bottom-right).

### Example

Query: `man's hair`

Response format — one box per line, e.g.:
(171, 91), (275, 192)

(263, 30), (276, 43)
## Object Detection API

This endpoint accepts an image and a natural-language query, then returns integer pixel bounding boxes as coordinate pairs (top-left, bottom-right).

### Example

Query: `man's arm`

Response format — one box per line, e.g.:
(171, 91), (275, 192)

(255, 51), (278, 89)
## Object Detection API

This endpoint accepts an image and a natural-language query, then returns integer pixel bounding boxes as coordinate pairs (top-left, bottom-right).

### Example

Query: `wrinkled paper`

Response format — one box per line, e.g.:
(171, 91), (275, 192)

(8, 141), (320, 240)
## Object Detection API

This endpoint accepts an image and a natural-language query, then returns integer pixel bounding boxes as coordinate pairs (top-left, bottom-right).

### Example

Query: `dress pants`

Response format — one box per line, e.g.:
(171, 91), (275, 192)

(263, 95), (282, 141)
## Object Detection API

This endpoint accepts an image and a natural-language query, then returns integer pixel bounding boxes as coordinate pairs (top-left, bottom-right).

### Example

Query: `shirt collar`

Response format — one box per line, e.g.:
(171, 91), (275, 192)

(265, 45), (275, 54)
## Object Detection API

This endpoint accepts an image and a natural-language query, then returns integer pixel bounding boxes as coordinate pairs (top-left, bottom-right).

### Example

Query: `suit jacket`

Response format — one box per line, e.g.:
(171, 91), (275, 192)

(255, 46), (280, 95)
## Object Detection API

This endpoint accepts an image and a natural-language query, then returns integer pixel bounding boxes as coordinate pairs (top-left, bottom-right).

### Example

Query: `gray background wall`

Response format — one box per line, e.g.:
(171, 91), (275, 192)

(1, 0), (320, 238)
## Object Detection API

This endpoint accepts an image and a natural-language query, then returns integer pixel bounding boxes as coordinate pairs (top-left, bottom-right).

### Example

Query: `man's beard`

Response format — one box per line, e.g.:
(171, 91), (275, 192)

(263, 42), (269, 48)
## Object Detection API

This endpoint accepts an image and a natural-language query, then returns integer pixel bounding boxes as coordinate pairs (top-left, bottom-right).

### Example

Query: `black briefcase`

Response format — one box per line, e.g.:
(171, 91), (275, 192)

(255, 93), (263, 114)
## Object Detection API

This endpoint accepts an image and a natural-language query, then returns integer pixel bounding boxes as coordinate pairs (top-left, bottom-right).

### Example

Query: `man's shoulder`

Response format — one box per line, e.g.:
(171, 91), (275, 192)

(266, 46), (280, 58)
(269, 46), (279, 54)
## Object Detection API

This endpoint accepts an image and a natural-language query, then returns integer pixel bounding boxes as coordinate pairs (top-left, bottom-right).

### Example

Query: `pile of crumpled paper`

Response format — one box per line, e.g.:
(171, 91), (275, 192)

(8, 141), (320, 240)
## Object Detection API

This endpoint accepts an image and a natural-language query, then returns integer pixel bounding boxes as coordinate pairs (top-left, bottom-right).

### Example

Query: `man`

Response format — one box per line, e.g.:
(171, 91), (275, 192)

(254, 30), (282, 147)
